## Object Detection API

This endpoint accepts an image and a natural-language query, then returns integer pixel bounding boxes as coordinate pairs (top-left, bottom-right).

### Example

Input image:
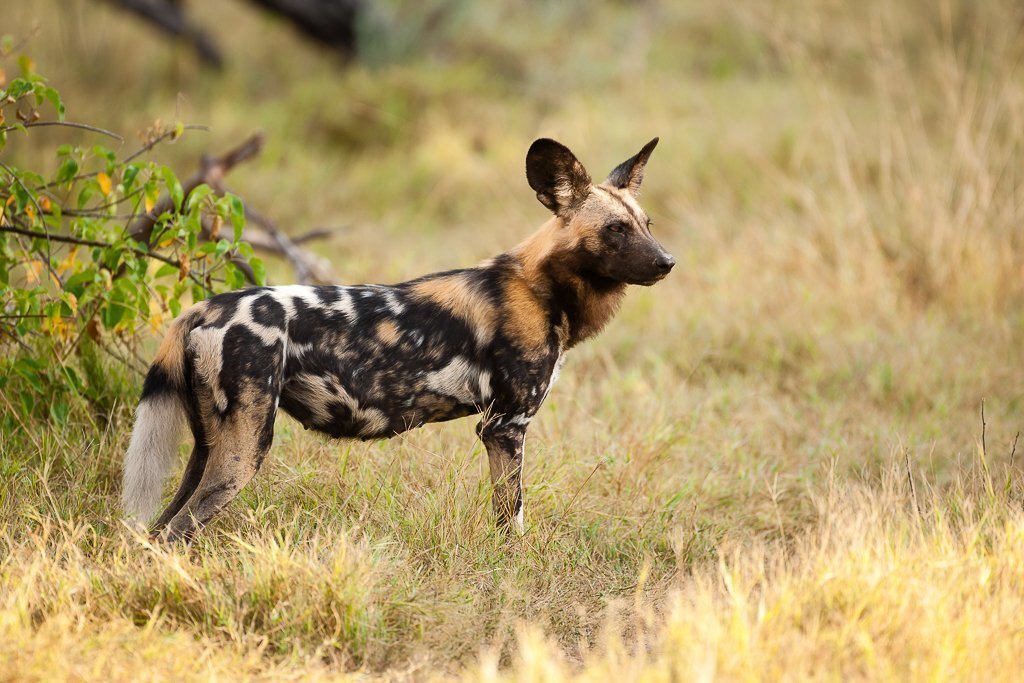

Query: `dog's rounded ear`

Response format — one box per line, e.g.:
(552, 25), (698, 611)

(526, 138), (592, 217)
(605, 137), (659, 196)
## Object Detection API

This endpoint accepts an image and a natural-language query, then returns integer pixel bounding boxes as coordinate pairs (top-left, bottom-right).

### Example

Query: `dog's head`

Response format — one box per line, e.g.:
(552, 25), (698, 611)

(525, 137), (673, 286)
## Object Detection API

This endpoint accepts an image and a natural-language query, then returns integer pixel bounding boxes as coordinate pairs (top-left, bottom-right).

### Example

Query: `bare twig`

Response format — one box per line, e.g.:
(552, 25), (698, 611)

(122, 124), (210, 164)
(0, 120), (124, 141)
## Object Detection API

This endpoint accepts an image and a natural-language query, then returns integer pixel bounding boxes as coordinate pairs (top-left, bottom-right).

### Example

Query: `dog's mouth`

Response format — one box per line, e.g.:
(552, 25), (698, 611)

(632, 272), (670, 287)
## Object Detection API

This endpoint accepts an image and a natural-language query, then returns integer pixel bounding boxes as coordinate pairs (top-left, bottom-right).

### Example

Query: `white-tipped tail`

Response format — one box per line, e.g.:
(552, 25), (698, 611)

(122, 394), (185, 524)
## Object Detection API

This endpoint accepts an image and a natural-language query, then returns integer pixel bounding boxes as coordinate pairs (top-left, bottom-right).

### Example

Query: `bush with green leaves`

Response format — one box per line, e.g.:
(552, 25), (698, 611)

(0, 46), (265, 431)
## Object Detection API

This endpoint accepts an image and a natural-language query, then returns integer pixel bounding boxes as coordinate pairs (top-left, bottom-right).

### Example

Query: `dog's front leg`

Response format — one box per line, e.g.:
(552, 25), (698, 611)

(478, 419), (527, 534)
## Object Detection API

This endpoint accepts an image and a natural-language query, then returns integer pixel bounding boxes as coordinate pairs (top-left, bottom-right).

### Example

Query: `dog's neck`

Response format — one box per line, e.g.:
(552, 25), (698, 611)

(506, 216), (627, 348)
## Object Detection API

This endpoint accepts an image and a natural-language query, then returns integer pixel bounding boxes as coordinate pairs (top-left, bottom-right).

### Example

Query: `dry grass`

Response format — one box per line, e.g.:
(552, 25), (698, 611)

(3, 0), (1024, 679)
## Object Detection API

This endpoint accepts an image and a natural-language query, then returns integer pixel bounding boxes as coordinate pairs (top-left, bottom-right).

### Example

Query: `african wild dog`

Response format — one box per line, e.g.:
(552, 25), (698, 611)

(122, 137), (674, 541)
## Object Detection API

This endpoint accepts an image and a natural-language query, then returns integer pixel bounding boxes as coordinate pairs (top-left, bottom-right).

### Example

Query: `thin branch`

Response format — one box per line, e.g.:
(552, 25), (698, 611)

(122, 124), (210, 164)
(31, 124), (210, 193)
(0, 120), (124, 141)
(0, 224), (181, 269)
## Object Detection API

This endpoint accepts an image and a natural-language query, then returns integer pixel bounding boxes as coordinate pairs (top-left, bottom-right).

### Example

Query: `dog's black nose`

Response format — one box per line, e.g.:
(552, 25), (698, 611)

(655, 254), (676, 273)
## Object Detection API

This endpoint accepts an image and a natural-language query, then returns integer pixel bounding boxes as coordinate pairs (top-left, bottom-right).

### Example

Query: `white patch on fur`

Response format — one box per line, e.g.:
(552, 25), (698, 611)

(425, 356), (488, 405)
(244, 317), (286, 346)
(513, 506), (525, 535)
(540, 352), (566, 404)
(507, 413), (531, 427)
(122, 394), (185, 525)
(330, 287), (357, 320)
(381, 288), (406, 315)
(357, 407), (389, 437)
(288, 342), (312, 358)
(188, 326), (229, 412)
(271, 285), (322, 320)
(477, 370), (492, 403)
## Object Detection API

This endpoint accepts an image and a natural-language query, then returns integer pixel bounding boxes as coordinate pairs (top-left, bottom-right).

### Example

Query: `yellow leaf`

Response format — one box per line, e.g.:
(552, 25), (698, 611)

(24, 203), (35, 221)
(144, 187), (157, 213)
(97, 172), (112, 196)
(25, 260), (43, 284)
(65, 292), (78, 316)
(57, 247), (78, 275)
(39, 196), (52, 213)
(148, 297), (165, 332)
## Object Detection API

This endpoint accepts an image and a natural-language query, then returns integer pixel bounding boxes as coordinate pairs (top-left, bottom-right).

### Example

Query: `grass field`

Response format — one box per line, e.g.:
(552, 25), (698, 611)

(3, 0), (1024, 679)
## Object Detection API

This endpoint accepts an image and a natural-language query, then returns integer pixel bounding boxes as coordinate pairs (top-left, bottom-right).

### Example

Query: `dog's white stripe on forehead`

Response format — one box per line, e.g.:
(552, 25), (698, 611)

(595, 185), (646, 227)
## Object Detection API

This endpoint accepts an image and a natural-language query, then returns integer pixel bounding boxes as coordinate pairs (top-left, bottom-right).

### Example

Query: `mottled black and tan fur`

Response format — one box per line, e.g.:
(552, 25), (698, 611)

(123, 137), (674, 541)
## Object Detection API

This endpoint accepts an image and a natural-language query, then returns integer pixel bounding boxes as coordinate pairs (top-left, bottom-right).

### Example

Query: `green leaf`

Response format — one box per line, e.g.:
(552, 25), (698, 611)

(13, 359), (43, 392)
(154, 262), (178, 279)
(49, 401), (70, 426)
(184, 184), (213, 213)
(224, 261), (244, 289)
(160, 166), (184, 212)
(229, 194), (245, 241)
(17, 54), (34, 76)
(122, 164), (140, 192)
(5, 78), (32, 99)
(250, 257), (267, 285)
(55, 157), (78, 185)
(42, 86), (65, 121)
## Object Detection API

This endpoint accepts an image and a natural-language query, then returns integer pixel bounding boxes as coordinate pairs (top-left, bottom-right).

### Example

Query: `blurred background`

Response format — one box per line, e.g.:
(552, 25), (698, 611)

(5, 0), (1024, 508)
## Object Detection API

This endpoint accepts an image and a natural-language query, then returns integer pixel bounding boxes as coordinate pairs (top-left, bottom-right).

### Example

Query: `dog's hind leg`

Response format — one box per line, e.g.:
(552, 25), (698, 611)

(151, 440), (209, 531)
(162, 377), (278, 543)
(158, 344), (280, 540)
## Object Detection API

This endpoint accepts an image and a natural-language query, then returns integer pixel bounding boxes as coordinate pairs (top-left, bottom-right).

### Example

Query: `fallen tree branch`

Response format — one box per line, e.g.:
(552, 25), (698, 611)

(121, 130), (334, 286)
(241, 205), (335, 284)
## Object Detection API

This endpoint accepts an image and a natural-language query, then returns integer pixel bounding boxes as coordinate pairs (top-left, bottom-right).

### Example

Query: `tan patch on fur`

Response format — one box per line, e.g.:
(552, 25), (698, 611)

(151, 306), (202, 388)
(510, 211), (628, 348)
(501, 274), (550, 351)
(511, 216), (575, 280)
(410, 274), (498, 346)
(376, 320), (401, 345)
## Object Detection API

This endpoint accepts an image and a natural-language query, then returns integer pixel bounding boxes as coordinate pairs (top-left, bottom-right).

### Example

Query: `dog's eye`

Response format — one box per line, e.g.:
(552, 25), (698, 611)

(606, 223), (626, 234)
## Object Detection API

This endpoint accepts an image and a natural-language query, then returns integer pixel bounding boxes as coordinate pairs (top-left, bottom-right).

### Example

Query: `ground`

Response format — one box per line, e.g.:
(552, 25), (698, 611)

(2, 0), (1024, 680)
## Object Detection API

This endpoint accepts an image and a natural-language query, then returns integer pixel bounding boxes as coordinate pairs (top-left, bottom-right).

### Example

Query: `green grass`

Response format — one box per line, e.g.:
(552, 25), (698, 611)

(3, 0), (1024, 679)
